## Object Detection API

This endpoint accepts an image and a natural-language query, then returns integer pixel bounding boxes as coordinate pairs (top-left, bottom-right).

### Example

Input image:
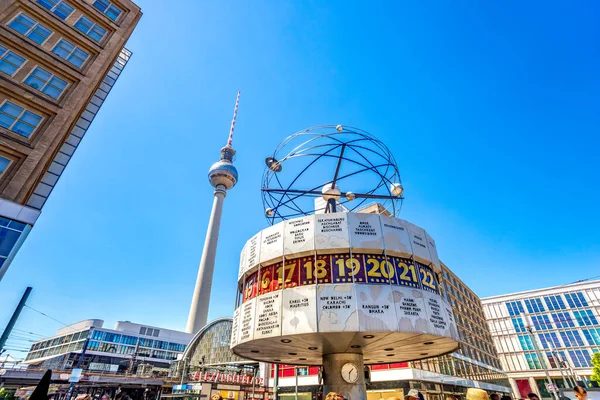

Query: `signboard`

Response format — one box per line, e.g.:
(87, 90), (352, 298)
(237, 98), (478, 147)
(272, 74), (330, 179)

(69, 368), (82, 383)
(242, 271), (258, 302)
(417, 263), (439, 294)
(240, 254), (443, 303)
(424, 231), (440, 268)
(332, 253), (366, 283)
(355, 284), (396, 331)
(282, 285), (317, 335)
(299, 254), (333, 285)
(363, 253), (394, 284)
(239, 298), (256, 343)
(443, 299), (460, 340)
(189, 371), (264, 386)
(392, 257), (421, 289)
(259, 223), (284, 265)
(230, 307), (240, 347)
(405, 221), (431, 265)
(284, 215), (315, 256)
(315, 212), (350, 252)
(380, 216), (412, 257)
(422, 290), (450, 337)
(238, 243), (247, 279)
(391, 286), (429, 333)
(254, 291), (282, 339)
(246, 232), (261, 272)
(347, 213), (384, 253)
(317, 284), (358, 332)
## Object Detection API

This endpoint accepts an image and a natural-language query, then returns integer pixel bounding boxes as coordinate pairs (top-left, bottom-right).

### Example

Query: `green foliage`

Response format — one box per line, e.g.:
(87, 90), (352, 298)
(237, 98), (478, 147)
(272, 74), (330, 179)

(0, 387), (16, 400)
(592, 352), (600, 383)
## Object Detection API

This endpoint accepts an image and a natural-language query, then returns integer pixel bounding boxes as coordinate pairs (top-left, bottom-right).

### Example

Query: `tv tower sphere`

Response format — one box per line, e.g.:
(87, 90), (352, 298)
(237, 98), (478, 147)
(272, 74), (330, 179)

(208, 154), (238, 189)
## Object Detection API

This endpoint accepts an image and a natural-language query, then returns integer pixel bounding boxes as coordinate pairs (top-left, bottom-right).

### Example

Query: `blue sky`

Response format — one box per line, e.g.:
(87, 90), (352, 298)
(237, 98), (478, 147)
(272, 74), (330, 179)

(2, 0), (600, 359)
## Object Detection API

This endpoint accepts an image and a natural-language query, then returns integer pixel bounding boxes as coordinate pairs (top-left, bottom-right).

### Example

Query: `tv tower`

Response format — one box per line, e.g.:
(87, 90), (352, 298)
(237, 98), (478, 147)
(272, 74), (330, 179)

(186, 92), (240, 334)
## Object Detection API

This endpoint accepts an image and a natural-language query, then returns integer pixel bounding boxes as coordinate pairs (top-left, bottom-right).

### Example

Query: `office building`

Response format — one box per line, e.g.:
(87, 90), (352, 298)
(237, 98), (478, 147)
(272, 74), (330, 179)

(0, 0), (141, 280)
(272, 263), (510, 400)
(481, 280), (600, 398)
(24, 319), (192, 375)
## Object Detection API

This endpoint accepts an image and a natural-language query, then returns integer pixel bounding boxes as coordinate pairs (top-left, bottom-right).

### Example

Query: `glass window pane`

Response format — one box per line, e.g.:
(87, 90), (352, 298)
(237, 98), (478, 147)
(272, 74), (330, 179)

(67, 55), (83, 68)
(21, 111), (42, 126)
(57, 39), (74, 52)
(12, 121), (34, 137)
(93, 0), (109, 12)
(0, 113), (14, 129)
(37, 0), (57, 10)
(43, 86), (60, 99)
(54, 3), (74, 19)
(33, 67), (52, 81)
(9, 19), (29, 35)
(0, 226), (21, 256)
(1, 102), (24, 117)
(5, 52), (25, 67)
(0, 157), (9, 173)
(107, 5), (121, 20)
(0, 61), (17, 76)
(53, 46), (69, 59)
(28, 32), (45, 45)
(74, 21), (89, 33)
(25, 75), (45, 90)
(49, 76), (67, 90)
(32, 25), (51, 40)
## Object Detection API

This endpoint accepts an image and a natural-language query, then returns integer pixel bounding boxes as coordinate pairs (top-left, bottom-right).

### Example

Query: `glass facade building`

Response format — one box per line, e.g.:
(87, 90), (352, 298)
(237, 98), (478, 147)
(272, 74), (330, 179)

(481, 280), (600, 399)
(24, 319), (191, 375)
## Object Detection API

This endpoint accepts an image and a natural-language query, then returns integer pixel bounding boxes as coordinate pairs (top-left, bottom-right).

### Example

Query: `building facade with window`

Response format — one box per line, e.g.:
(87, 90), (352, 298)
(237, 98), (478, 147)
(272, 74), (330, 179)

(481, 280), (600, 399)
(24, 319), (192, 375)
(272, 263), (510, 400)
(0, 0), (141, 281)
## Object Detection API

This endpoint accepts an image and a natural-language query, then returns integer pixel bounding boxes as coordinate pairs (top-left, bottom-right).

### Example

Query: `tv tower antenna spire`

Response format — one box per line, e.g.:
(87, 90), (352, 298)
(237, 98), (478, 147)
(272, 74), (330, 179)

(186, 92), (241, 334)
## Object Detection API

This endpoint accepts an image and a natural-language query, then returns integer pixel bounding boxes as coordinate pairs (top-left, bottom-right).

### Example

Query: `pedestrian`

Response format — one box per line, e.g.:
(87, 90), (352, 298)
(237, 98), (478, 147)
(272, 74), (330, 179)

(467, 388), (489, 400)
(491, 394), (500, 400)
(501, 395), (512, 400)
(528, 393), (540, 400)
(210, 394), (223, 400)
(325, 393), (344, 400)
(405, 389), (421, 400)
(574, 386), (587, 400)
(75, 395), (91, 400)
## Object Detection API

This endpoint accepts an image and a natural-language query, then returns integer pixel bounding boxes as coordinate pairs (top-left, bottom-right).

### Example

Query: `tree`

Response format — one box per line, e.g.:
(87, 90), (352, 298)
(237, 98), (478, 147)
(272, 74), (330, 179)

(592, 352), (600, 383)
(0, 387), (15, 400)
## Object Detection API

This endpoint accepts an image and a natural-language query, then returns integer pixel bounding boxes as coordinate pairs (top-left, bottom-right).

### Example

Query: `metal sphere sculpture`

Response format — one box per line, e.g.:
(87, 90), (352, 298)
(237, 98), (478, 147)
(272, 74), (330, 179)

(262, 125), (403, 225)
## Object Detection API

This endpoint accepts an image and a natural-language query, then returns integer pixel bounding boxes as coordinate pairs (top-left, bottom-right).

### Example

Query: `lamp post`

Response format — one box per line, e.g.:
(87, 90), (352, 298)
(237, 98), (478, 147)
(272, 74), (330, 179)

(524, 316), (559, 400)
(548, 344), (568, 389)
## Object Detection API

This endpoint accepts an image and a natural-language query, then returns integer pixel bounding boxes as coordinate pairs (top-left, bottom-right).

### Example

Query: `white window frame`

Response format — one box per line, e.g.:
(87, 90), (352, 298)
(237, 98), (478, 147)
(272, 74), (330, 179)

(51, 37), (89, 68)
(74, 15), (106, 42)
(36, 0), (75, 20)
(22, 65), (69, 100)
(0, 99), (44, 138)
(7, 13), (54, 45)
(0, 46), (27, 77)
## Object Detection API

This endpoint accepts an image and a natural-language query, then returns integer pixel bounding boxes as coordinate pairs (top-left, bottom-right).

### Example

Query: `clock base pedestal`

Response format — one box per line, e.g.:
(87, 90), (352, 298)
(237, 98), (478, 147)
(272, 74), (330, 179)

(322, 353), (366, 399)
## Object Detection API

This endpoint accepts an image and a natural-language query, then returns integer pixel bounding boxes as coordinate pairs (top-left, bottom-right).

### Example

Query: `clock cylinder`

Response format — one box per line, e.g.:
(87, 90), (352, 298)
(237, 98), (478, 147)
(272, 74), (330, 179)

(323, 353), (366, 399)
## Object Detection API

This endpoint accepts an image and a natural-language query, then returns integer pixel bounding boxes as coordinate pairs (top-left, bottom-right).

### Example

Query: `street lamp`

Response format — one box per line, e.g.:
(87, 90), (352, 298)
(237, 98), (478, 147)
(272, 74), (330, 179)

(523, 316), (559, 400)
